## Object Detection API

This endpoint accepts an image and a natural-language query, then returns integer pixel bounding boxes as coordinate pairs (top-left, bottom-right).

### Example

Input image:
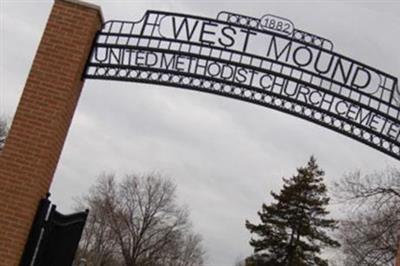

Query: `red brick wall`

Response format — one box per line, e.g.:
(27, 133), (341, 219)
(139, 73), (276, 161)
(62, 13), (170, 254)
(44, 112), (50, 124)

(0, 1), (102, 265)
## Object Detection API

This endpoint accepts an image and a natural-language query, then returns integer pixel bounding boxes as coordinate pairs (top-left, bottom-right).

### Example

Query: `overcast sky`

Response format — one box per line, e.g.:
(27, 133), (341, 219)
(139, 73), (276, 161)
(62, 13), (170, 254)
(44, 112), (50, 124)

(1, 0), (400, 265)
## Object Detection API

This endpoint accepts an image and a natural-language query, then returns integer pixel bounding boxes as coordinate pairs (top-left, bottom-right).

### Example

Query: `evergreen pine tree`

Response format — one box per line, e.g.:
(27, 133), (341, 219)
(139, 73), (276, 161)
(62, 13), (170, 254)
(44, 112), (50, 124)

(245, 156), (340, 266)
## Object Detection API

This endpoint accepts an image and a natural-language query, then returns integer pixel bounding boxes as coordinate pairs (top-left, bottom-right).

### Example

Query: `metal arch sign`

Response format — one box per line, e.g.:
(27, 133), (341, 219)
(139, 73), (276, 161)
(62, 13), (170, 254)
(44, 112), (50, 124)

(84, 11), (400, 160)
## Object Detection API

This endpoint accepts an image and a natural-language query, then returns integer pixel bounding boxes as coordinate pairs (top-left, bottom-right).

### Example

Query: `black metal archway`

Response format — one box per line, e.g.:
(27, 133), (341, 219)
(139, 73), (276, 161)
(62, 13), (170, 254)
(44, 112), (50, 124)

(84, 10), (400, 160)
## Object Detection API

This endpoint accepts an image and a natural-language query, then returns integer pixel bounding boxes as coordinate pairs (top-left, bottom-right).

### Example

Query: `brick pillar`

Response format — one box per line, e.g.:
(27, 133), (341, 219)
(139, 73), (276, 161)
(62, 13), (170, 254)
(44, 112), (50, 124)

(0, 1), (102, 265)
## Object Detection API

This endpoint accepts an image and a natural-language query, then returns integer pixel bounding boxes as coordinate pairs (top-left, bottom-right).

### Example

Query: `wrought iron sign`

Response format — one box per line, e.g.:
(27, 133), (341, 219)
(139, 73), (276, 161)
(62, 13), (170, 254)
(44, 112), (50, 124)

(84, 11), (400, 160)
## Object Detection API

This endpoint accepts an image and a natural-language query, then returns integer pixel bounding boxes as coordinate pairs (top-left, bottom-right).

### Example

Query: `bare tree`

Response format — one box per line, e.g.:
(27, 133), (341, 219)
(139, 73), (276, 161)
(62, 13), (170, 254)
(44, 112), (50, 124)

(0, 116), (9, 151)
(74, 176), (120, 266)
(74, 173), (204, 266)
(334, 167), (400, 266)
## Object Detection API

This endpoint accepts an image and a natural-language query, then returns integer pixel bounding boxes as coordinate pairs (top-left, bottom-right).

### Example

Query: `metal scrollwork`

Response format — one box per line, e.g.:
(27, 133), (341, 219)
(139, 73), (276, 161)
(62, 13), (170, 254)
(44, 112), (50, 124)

(84, 10), (400, 160)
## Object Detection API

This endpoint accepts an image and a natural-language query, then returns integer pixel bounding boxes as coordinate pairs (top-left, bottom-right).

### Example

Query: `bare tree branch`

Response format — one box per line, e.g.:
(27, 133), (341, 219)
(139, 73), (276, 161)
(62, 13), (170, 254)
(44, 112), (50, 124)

(0, 116), (9, 151)
(334, 168), (400, 266)
(74, 173), (204, 266)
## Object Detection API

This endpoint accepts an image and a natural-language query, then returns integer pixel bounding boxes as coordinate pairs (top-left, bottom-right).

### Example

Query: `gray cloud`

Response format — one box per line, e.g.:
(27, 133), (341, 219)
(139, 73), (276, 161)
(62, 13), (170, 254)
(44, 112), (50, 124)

(1, 1), (399, 265)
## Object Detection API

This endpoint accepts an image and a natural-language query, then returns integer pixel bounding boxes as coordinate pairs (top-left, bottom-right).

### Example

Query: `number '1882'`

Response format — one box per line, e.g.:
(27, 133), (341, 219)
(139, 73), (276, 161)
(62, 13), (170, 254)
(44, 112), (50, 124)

(259, 14), (294, 36)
